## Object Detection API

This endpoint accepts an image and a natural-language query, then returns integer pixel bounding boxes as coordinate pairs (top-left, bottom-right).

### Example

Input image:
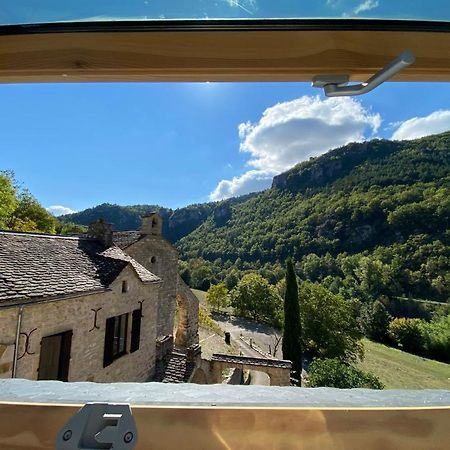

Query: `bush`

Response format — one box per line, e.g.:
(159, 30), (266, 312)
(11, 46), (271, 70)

(308, 358), (384, 389)
(388, 317), (424, 353)
(421, 313), (450, 363)
(198, 306), (223, 336)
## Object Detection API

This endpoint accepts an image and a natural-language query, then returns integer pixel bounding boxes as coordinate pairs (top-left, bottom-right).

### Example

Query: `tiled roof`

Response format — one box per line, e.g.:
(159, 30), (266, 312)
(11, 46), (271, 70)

(0, 231), (160, 305)
(153, 351), (196, 383)
(112, 231), (142, 249)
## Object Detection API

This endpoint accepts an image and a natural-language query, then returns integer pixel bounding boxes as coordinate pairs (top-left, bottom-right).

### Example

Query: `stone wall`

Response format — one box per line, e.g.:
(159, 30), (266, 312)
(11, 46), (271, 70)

(175, 277), (199, 348)
(124, 236), (178, 339)
(0, 265), (159, 382)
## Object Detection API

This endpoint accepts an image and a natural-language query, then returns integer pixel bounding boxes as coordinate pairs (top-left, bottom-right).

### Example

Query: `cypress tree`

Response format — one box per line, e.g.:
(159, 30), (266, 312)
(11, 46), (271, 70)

(282, 258), (302, 378)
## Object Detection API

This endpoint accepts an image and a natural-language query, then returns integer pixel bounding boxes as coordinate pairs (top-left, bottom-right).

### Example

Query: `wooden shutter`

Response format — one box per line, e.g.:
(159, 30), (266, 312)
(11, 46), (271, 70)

(103, 317), (115, 367)
(58, 330), (72, 382)
(130, 309), (141, 353)
(38, 335), (61, 380)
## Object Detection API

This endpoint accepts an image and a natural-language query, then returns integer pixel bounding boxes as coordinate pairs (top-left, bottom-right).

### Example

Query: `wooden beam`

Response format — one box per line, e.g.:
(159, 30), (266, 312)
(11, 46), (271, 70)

(0, 29), (450, 83)
(0, 402), (449, 449)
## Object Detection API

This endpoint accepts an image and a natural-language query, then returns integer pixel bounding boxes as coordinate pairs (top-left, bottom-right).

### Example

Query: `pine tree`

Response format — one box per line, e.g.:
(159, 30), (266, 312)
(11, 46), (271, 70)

(282, 258), (302, 378)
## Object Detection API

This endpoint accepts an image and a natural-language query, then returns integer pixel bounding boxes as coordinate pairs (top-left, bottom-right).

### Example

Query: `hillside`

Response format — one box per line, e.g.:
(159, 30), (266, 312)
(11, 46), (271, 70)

(176, 132), (450, 302)
(61, 194), (255, 243)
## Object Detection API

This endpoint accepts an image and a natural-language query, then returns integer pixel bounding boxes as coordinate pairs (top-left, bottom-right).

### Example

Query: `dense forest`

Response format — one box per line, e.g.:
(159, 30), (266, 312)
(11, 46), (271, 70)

(176, 132), (450, 306)
(60, 132), (450, 306)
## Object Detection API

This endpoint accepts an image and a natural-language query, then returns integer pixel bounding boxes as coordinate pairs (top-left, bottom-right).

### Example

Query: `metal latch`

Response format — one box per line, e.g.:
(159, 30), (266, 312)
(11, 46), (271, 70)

(56, 403), (138, 450)
(312, 50), (415, 97)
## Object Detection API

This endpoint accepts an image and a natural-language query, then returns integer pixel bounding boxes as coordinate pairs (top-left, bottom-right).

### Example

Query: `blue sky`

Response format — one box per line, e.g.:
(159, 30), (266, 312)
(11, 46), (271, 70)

(2, 0), (450, 23)
(1, 81), (450, 215)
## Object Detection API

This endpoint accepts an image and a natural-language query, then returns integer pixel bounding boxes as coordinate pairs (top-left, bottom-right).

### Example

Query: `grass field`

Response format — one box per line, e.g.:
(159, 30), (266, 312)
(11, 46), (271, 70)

(358, 339), (450, 390)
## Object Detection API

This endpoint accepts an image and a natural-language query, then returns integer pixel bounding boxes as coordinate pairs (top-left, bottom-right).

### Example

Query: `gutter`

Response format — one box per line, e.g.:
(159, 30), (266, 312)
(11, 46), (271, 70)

(11, 306), (23, 378)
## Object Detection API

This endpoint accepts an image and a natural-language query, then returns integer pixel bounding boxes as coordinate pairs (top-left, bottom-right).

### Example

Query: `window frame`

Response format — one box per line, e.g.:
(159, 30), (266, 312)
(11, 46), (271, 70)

(0, 20), (450, 84)
(103, 313), (129, 367)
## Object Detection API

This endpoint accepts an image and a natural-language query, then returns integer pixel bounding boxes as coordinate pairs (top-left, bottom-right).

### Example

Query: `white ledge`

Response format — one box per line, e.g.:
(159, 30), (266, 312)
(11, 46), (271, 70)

(0, 379), (449, 407)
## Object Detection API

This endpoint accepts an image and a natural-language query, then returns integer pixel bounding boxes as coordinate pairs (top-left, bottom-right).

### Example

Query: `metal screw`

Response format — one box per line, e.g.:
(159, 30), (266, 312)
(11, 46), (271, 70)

(63, 430), (72, 441)
(124, 431), (134, 443)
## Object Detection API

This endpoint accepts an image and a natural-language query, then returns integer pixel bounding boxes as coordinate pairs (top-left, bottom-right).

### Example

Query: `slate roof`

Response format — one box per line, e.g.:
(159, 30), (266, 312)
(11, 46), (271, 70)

(153, 352), (196, 383)
(0, 231), (160, 306)
(112, 231), (142, 249)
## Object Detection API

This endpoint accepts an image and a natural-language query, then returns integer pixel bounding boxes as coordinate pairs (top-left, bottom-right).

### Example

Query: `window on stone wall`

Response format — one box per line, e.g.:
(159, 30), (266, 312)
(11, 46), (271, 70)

(150, 256), (156, 264)
(103, 313), (128, 367)
(121, 280), (128, 293)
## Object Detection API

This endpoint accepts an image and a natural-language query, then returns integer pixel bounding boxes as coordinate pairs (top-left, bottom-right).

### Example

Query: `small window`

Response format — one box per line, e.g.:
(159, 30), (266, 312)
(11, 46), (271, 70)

(152, 218), (158, 227)
(103, 313), (128, 367)
(121, 280), (128, 293)
(150, 256), (156, 264)
(130, 309), (142, 353)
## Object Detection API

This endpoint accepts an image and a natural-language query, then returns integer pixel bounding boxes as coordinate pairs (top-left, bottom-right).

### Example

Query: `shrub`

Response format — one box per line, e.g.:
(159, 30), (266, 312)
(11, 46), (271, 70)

(308, 358), (384, 389)
(198, 306), (223, 336)
(421, 313), (450, 363)
(388, 317), (424, 353)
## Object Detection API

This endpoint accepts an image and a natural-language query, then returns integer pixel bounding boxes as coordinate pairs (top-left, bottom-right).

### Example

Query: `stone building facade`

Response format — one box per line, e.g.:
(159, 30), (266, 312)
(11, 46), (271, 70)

(0, 213), (200, 383)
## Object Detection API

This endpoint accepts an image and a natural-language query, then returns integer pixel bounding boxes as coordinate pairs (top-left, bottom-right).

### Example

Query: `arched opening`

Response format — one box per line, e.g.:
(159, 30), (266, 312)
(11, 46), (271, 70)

(243, 369), (271, 386)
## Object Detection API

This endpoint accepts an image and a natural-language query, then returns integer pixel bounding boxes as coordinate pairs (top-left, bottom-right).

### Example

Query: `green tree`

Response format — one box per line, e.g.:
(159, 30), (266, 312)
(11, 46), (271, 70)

(206, 283), (229, 312)
(282, 258), (302, 375)
(308, 358), (384, 389)
(0, 171), (17, 228)
(10, 190), (56, 233)
(231, 273), (280, 322)
(358, 300), (392, 342)
(299, 282), (363, 362)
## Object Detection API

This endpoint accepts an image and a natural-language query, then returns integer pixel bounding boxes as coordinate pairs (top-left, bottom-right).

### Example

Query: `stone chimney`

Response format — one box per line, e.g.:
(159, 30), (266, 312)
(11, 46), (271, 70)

(141, 212), (162, 236)
(88, 219), (113, 247)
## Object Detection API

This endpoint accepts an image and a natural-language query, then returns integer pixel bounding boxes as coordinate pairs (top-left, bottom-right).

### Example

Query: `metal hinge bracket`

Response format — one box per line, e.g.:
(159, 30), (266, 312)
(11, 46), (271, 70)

(56, 403), (138, 450)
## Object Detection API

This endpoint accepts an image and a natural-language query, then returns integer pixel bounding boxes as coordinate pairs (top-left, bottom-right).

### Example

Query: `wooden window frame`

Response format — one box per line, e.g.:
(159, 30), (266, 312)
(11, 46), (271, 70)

(0, 19), (450, 84)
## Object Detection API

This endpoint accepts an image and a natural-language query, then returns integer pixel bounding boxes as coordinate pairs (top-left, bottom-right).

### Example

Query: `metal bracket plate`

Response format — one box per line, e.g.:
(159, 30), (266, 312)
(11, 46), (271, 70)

(56, 403), (138, 450)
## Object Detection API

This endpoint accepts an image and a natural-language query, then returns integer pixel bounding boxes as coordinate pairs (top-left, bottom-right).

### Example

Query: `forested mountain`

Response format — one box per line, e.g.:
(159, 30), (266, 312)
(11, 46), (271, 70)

(60, 194), (254, 242)
(176, 132), (450, 302)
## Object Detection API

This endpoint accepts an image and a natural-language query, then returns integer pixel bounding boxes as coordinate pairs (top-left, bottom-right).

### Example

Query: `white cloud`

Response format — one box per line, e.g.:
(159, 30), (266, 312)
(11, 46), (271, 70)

(209, 169), (276, 201)
(391, 110), (450, 140)
(209, 95), (381, 201)
(353, 0), (379, 15)
(46, 205), (76, 216)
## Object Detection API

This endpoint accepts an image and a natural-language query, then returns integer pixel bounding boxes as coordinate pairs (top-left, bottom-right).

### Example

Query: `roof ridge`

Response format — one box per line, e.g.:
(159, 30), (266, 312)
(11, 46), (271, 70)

(0, 230), (96, 240)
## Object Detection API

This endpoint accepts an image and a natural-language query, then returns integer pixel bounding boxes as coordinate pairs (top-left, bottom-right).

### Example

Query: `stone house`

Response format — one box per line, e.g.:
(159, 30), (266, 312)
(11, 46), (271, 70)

(0, 213), (199, 383)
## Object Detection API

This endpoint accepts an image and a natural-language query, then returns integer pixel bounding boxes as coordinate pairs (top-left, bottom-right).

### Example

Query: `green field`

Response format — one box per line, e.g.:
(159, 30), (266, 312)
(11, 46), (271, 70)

(358, 339), (450, 390)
